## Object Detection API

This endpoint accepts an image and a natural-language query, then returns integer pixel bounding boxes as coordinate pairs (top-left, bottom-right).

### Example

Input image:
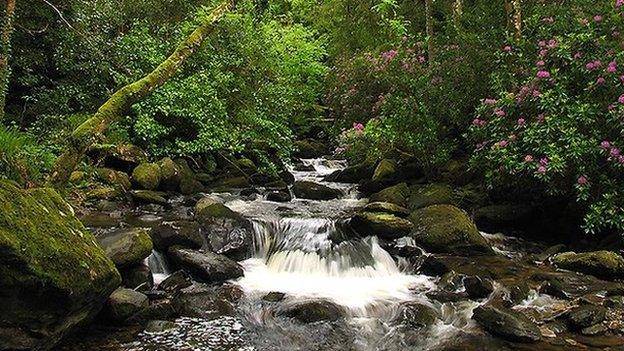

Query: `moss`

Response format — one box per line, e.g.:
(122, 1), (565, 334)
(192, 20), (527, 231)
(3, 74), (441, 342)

(372, 159), (397, 181)
(196, 202), (243, 221)
(69, 171), (86, 184)
(132, 163), (162, 190)
(363, 202), (410, 217)
(130, 190), (168, 205)
(552, 251), (624, 279)
(409, 204), (493, 255)
(86, 186), (123, 200)
(158, 157), (181, 190)
(350, 211), (413, 239)
(210, 176), (251, 190)
(236, 158), (257, 171)
(370, 182), (410, 207)
(96, 168), (131, 190)
(0, 180), (120, 296)
(97, 228), (153, 267)
(408, 183), (455, 210)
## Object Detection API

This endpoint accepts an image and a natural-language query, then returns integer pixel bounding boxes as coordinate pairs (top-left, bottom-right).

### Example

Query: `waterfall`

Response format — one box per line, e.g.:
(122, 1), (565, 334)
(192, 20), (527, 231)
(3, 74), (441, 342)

(147, 250), (171, 285)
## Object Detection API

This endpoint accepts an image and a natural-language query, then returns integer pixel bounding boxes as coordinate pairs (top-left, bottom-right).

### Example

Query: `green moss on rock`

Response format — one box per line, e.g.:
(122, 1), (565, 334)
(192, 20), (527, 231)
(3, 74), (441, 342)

(409, 204), (493, 255)
(158, 157), (181, 191)
(97, 228), (153, 267)
(132, 163), (162, 190)
(370, 183), (410, 207)
(350, 211), (413, 239)
(552, 251), (624, 280)
(408, 183), (455, 210)
(372, 159), (397, 181)
(96, 168), (131, 190)
(0, 180), (121, 349)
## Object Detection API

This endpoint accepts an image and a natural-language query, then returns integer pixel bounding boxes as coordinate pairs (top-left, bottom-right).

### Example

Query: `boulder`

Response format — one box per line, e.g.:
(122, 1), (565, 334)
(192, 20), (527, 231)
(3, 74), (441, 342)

(90, 143), (147, 171)
(106, 288), (149, 323)
(130, 190), (168, 205)
(263, 292), (286, 302)
(474, 203), (536, 233)
(86, 186), (123, 201)
(195, 200), (253, 260)
(408, 183), (455, 210)
(0, 181), (121, 350)
(349, 212), (413, 240)
(292, 181), (343, 200)
(372, 159), (397, 181)
(362, 202), (410, 217)
(158, 270), (192, 292)
(158, 157), (181, 191)
(266, 190), (292, 202)
(472, 305), (541, 343)
(69, 171), (86, 184)
(132, 163), (162, 190)
(210, 176), (251, 191)
(172, 284), (235, 318)
(95, 168), (132, 190)
(167, 247), (244, 283)
(278, 300), (345, 323)
(551, 251), (624, 280)
(293, 139), (327, 159)
(151, 220), (203, 251)
(369, 183), (410, 207)
(567, 305), (607, 329)
(145, 320), (176, 333)
(463, 276), (494, 299)
(97, 227), (153, 267)
(120, 263), (153, 290)
(393, 302), (439, 328)
(409, 205), (493, 255)
(324, 162), (375, 183)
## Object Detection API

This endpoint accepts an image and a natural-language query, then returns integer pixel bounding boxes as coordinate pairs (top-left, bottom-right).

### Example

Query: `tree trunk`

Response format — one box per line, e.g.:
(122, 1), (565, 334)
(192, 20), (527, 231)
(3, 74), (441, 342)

(452, 0), (462, 31)
(48, 0), (236, 189)
(425, 0), (434, 62)
(0, 0), (16, 122)
(512, 0), (522, 41)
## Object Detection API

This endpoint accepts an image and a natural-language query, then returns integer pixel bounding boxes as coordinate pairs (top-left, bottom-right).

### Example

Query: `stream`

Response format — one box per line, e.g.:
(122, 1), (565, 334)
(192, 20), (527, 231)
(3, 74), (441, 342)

(62, 158), (624, 351)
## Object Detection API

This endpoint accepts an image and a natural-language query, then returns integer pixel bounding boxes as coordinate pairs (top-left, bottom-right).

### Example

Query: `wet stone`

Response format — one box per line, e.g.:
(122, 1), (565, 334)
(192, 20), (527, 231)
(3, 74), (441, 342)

(263, 292), (286, 302)
(581, 323), (607, 336)
(567, 305), (607, 329)
(144, 320), (176, 333)
(472, 305), (541, 343)
(158, 270), (192, 293)
(463, 276), (494, 299)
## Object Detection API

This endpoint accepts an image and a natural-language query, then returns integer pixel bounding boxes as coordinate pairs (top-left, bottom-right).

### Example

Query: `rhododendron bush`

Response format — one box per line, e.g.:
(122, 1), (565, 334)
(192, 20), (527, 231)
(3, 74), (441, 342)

(469, 2), (624, 233)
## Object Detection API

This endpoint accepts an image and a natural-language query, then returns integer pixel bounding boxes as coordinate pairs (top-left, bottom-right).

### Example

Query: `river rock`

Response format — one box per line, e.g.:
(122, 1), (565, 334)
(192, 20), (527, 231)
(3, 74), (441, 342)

(409, 205), (493, 255)
(363, 202), (410, 217)
(293, 139), (327, 159)
(382, 237), (423, 258)
(90, 143), (148, 171)
(372, 159), (397, 181)
(172, 284), (235, 318)
(408, 183), (455, 210)
(96, 167), (132, 190)
(145, 320), (176, 333)
(263, 292), (286, 302)
(567, 305), (607, 329)
(292, 180), (343, 200)
(393, 302), (439, 328)
(472, 305), (541, 343)
(463, 275), (494, 299)
(130, 190), (168, 205)
(474, 203), (535, 233)
(106, 288), (149, 323)
(369, 183), (410, 207)
(97, 227), (153, 267)
(158, 157), (181, 191)
(266, 190), (292, 202)
(121, 263), (154, 290)
(349, 212), (413, 239)
(151, 220), (203, 251)
(0, 181), (121, 350)
(551, 251), (624, 280)
(278, 300), (345, 323)
(87, 186), (123, 201)
(324, 162), (375, 183)
(158, 270), (193, 292)
(167, 247), (243, 283)
(195, 199), (253, 260)
(132, 163), (162, 190)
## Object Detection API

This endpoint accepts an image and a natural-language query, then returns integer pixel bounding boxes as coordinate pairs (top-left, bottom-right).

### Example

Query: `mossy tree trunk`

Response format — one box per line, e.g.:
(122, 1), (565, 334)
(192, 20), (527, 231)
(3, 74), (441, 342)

(0, 0), (16, 122)
(48, 0), (236, 189)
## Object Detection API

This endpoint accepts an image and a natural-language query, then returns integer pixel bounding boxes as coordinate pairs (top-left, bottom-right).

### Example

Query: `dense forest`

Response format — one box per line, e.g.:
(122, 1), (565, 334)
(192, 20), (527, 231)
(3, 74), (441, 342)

(1, 0), (624, 350)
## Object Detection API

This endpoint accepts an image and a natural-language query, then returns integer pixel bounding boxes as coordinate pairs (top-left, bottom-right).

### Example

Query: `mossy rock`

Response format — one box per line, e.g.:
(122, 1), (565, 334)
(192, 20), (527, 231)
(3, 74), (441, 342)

(409, 205), (493, 255)
(292, 180), (343, 200)
(363, 202), (410, 217)
(278, 300), (345, 323)
(350, 212), (413, 240)
(90, 143), (148, 171)
(0, 180), (121, 349)
(158, 157), (181, 191)
(106, 288), (149, 323)
(236, 158), (257, 172)
(370, 183), (410, 207)
(195, 173), (214, 184)
(372, 159), (397, 181)
(180, 177), (205, 195)
(96, 168), (131, 190)
(69, 171), (86, 184)
(293, 139), (327, 159)
(472, 305), (541, 343)
(210, 176), (251, 191)
(551, 251), (624, 280)
(130, 190), (168, 205)
(325, 162), (375, 183)
(97, 227), (153, 267)
(393, 302), (439, 328)
(132, 163), (162, 190)
(87, 186), (123, 200)
(408, 183), (455, 210)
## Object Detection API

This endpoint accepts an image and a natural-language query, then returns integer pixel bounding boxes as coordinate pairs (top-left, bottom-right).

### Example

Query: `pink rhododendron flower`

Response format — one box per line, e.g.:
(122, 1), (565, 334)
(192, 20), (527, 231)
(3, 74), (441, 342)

(537, 70), (551, 78)
(619, 155), (624, 164)
(503, 46), (512, 52)
(619, 94), (624, 104)
(537, 166), (547, 174)
(540, 158), (549, 166)
(517, 118), (526, 126)
(539, 49), (548, 57)
(618, 0), (624, 8)
(594, 15), (603, 22)
(601, 140), (611, 149)
(484, 98), (497, 105)
(537, 60), (545, 67)
(494, 108), (506, 117)
(586, 62), (596, 71)
(608, 61), (618, 73)
(611, 148), (621, 157)
(577, 176), (588, 185)
(597, 77), (606, 85)
(525, 155), (534, 162)
(352, 122), (364, 131)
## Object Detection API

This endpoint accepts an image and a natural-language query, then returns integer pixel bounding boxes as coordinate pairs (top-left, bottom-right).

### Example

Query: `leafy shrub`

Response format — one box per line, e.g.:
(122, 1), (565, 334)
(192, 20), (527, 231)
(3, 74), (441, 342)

(0, 126), (55, 186)
(469, 2), (624, 234)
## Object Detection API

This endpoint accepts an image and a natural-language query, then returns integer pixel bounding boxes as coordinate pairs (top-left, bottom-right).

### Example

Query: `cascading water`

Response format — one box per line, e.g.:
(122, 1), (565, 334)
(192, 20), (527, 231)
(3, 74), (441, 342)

(146, 250), (171, 285)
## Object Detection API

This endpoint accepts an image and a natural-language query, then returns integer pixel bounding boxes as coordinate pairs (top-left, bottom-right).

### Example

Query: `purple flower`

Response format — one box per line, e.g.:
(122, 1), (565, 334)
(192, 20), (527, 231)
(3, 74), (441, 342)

(503, 46), (512, 52)
(586, 62), (596, 71)
(517, 118), (526, 126)
(540, 158), (549, 166)
(484, 98), (497, 105)
(494, 108), (506, 117)
(608, 104), (616, 111)
(619, 94), (624, 104)
(611, 148), (621, 157)
(525, 155), (534, 162)
(539, 49), (549, 57)
(532, 89), (542, 97)
(536, 113), (546, 123)
(538, 40), (547, 47)
(619, 155), (624, 164)
(618, 0), (624, 8)
(608, 61), (618, 73)
(537, 70), (551, 78)
(537, 60), (545, 67)
(594, 15), (603, 22)
(498, 140), (508, 147)
(353, 122), (364, 131)
(537, 166), (547, 175)
(573, 52), (583, 60)
(601, 140), (611, 149)
(382, 49), (398, 62)
(597, 77), (606, 85)
(577, 176), (588, 185)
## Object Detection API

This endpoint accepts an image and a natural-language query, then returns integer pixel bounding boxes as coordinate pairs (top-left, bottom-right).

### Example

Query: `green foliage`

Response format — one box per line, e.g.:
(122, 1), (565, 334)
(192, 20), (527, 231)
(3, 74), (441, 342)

(0, 125), (55, 185)
(469, 1), (624, 234)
